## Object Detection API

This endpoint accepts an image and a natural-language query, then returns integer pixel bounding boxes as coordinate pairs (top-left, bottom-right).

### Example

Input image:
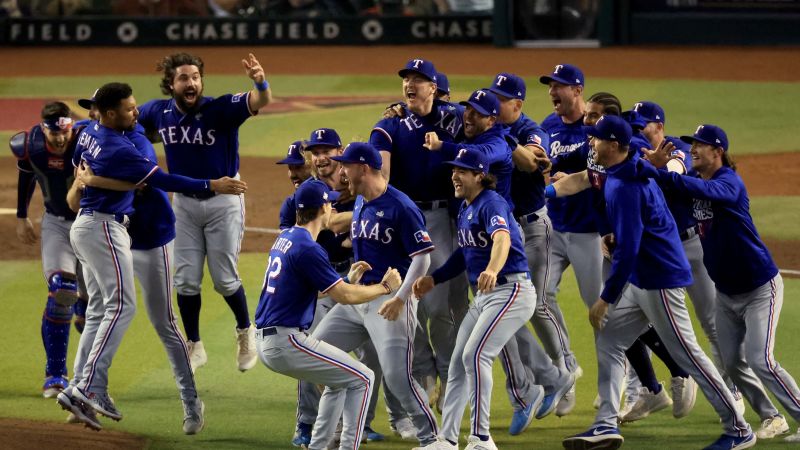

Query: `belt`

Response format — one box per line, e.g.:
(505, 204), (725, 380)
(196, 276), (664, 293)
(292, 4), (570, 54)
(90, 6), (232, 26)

(679, 225), (699, 241)
(415, 200), (448, 211)
(516, 211), (539, 226)
(183, 191), (216, 200)
(79, 209), (130, 227)
(497, 272), (530, 286)
(255, 326), (303, 339)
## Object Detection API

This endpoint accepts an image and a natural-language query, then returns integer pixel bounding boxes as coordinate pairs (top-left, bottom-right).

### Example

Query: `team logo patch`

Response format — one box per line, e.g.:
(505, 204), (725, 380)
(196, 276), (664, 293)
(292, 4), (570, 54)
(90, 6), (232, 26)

(528, 135), (542, 145)
(414, 230), (431, 243)
(47, 157), (64, 170)
(671, 150), (686, 161)
(490, 215), (507, 227)
(232, 93), (244, 103)
(376, 211), (384, 217)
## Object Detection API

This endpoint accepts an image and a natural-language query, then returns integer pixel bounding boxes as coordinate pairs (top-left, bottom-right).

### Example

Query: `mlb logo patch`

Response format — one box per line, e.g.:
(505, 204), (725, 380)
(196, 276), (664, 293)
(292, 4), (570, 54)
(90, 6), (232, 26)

(490, 215), (507, 227)
(414, 230), (432, 243)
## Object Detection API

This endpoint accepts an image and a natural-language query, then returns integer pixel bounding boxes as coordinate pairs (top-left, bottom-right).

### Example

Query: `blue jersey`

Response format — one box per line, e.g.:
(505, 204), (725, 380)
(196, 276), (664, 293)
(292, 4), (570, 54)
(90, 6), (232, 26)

(601, 156), (692, 304)
(370, 100), (464, 202)
(278, 176), (315, 230)
(16, 124), (80, 220)
(73, 123), (159, 215)
(351, 185), (434, 284)
(508, 113), (550, 217)
(440, 124), (514, 209)
(651, 136), (696, 232)
(541, 113), (595, 233)
(653, 166), (778, 295)
(254, 227), (343, 330)
(126, 125), (176, 250)
(137, 93), (255, 180)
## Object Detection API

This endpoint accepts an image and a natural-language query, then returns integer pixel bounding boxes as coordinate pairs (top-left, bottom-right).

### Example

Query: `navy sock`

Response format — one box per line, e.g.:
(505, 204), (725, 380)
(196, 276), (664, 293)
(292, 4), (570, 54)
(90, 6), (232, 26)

(223, 286), (251, 330)
(625, 338), (660, 393)
(447, 439), (458, 446)
(42, 298), (72, 377)
(297, 422), (312, 433)
(177, 293), (202, 342)
(640, 327), (690, 378)
(476, 434), (490, 441)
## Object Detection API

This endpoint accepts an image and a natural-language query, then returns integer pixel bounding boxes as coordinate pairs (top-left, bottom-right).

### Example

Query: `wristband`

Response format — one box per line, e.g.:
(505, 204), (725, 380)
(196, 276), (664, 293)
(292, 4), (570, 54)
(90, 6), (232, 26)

(254, 80), (269, 91)
(381, 281), (392, 295)
(544, 184), (557, 199)
(343, 275), (350, 284)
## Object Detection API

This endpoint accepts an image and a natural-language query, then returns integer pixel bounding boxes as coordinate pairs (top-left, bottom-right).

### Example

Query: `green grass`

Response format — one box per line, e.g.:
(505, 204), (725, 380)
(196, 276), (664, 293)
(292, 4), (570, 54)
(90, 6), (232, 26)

(751, 196), (800, 241)
(2, 255), (800, 449)
(1, 75), (799, 156)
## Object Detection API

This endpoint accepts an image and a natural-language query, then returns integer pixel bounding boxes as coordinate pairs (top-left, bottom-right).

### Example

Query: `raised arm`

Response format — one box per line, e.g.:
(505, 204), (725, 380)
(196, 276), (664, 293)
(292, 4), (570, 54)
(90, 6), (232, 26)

(243, 53), (272, 112)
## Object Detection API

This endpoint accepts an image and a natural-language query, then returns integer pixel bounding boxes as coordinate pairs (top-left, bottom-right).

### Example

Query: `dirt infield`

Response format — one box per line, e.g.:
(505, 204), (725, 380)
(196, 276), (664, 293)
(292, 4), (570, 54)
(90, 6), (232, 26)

(0, 417), (148, 449)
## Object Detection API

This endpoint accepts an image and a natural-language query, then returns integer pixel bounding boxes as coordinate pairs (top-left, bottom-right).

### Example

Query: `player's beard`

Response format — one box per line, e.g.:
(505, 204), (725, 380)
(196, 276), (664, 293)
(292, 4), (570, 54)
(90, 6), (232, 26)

(175, 86), (203, 113)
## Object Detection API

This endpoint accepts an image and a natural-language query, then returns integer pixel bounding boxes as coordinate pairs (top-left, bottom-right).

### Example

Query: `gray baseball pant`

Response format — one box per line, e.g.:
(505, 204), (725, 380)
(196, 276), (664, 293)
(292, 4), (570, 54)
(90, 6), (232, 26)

(500, 325), (566, 410)
(594, 284), (751, 437)
(258, 327), (374, 450)
(716, 275), (800, 422)
(313, 294), (439, 446)
(440, 276), (536, 442)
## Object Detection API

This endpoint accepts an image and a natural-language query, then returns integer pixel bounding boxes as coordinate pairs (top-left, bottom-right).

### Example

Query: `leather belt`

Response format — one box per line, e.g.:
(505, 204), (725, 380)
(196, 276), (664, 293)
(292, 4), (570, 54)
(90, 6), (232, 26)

(79, 209), (130, 227)
(183, 191), (216, 200)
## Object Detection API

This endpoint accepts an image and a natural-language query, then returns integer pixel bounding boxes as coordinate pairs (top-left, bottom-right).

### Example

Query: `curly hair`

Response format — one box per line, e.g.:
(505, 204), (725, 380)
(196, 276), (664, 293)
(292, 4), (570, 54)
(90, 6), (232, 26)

(156, 53), (205, 96)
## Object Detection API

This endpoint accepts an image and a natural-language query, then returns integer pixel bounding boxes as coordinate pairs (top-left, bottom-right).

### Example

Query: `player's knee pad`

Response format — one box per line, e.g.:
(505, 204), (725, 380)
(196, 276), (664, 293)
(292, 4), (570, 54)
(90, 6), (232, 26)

(48, 271), (78, 307)
(44, 297), (73, 323)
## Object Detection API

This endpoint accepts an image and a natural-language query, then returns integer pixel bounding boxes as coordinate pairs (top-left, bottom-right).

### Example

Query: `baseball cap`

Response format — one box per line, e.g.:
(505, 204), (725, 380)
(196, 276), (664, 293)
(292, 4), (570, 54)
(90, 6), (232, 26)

(680, 124), (728, 151)
(459, 89), (499, 117)
(295, 179), (339, 210)
(632, 101), (666, 124)
(398, 58), (438, 83)
(78, 89), (99, 110)
(305, 128), (342, 149)
(276, 140), (305, 165)
(436, 72), (450, 95)
(586, 115), (632, 146)
(330, 142), (383, 170)
(444, 147), (489, 174)
(488, 72), (526, 100)
(622, 110), (647, 131)
(539, 64), (584, 87)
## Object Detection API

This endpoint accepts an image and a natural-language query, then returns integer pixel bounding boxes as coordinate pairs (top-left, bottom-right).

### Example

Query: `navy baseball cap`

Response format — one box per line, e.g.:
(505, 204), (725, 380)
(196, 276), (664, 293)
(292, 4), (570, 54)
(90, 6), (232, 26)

(276, 140), (305, 165)
(586, 115), (632, 146)
(633, 101), (666, 124)
(539, 64), (584, 87)
(436, 72), (450, 95)
(398, 58), (438, 83)
(331, 142), (383, 170)
(488, 72), (526, 100)
(78, 89), (99, 110)
(295, 180), (339, 210)
(681, 124), (729, 151)
(622, 110), (647, 131)
(305, 128), (342, 149)
(459, 89), (499, 117)
(444, 147), (489, 174)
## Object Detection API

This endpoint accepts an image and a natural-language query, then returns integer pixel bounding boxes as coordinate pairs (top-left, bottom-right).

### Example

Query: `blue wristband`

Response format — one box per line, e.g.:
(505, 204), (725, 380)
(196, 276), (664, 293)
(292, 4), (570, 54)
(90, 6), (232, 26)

(254, 80), (269, 91)
(544, 184), (557, 199)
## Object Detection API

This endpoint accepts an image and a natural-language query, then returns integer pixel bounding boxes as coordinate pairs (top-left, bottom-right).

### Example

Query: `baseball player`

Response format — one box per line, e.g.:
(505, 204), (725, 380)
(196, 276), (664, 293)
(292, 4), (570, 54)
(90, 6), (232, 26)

(412, 147), (537, 450)
(370, 59), (469, 424)
(435, 72), (450, 102)
(562, 116), (753, 450)
(55, 83), (244, 430)
(255, 179), (403, 450)
(310, 142), (441, 449)
(137, 52), (271, 372)
(643, 124), (800, 444)
(10, 101), (88, 398)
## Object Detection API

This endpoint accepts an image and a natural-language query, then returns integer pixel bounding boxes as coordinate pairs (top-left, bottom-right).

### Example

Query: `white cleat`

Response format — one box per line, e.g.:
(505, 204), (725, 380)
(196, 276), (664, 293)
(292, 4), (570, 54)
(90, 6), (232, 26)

(618, 392), (638, 421)
(413, 438), (458, 450)
(236, 325), (258, 372)
(757, 415), (789, 439)
(390, 417), (418, 440)
(182, 398), (205, 435)
(620, 384), (672, 423)
(187, 340), (208, 372)
(671, 376), (697, 418)
(784, 427), (800, 443)
(464, 435), (498, 450)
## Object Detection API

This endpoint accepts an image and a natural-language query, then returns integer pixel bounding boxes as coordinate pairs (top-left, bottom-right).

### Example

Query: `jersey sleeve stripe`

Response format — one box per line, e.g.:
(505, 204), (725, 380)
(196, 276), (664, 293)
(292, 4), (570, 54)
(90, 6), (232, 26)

(409, 245), (435, 257)
(490, 228), (510, 239)
(321, 277), (344, 294)
(373, 127), (393, 145)
(135, 165), (160, 186)
(246, 91), (258, 116)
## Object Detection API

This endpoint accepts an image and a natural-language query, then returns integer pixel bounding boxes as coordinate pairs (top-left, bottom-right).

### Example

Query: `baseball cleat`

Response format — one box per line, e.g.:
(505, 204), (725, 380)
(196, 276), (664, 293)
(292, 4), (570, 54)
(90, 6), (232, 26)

(556, 385), (577, 417)
(187, 340), (208, 372)
(619, 384), (671, 423)
(363, 426), (385, 442)
(292, 423), (312, 447)
(57, 387), (102, 431)
(236, 326), (258, 372)
(785, 427), (800, 442)
(702, 433), (756, 450)
(509, 384), (544, 435)
(464, 435), (498, 450)
(562, 426), (623, 450)
(537, 372), (576, 419)
(413, 438), (458, 450)
(182, 397), (205, 435)
(66, 412), (81, 424)
(756, 415), (789, 439)
(43, 376), (69, 399)
(73, 387), (123, 421)
(617, 393), (637, 423)
(670, 376), (697, 418)
(390, 417), (418, 440)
